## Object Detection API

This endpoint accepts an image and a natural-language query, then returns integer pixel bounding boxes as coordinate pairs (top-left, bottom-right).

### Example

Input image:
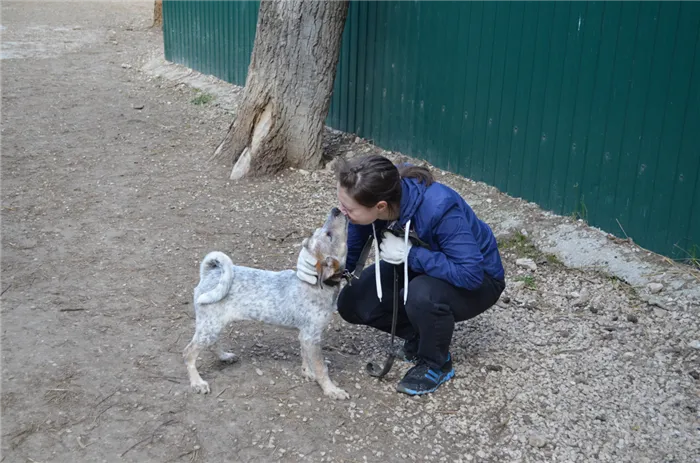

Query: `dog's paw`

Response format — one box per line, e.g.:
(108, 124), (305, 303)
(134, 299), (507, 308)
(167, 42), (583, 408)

(218, 352), (238, 364)
(191, 379), (211, 394)
(301, 366), (315, 381)
(324, 386), (350, 400)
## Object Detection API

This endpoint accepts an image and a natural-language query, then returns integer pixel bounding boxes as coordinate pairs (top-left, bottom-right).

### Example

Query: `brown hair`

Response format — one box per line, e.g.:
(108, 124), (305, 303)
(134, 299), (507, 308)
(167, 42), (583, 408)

(336, 155), (434, 213)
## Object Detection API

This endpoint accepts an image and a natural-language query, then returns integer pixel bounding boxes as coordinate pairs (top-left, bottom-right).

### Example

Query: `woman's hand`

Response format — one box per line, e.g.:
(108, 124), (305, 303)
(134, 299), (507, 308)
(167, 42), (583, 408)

(379, 231), (413, 265)
(296, 247), (318, 284)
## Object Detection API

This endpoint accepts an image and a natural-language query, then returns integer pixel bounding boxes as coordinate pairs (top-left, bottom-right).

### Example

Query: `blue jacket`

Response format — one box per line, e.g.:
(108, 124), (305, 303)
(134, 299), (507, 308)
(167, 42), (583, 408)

(345, 177), (504, 290)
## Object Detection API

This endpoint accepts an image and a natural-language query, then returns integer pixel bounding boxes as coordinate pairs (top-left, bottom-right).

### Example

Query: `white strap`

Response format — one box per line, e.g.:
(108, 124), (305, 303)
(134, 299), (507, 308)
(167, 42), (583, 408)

(372, 223), (382, 302)
(404, 220), (411, 304)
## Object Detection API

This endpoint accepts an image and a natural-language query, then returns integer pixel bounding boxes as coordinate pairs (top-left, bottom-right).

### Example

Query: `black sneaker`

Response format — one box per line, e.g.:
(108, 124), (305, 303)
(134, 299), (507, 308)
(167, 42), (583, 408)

(396, 354), (455, 396)
(398, 336), (419, 363)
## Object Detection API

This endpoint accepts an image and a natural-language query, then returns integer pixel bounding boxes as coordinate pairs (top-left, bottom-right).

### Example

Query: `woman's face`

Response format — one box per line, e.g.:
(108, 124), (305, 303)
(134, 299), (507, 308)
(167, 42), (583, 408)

(337, 186), (385, 225)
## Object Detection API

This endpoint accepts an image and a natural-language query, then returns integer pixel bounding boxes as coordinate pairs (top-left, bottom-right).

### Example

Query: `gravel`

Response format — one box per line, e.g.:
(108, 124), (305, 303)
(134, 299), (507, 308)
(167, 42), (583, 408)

(2, 2), (698, 462)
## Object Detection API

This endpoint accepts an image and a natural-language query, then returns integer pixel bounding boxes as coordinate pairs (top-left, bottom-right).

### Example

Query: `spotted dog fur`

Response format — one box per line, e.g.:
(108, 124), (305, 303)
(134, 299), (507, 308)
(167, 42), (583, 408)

(183, 208), (350, 400)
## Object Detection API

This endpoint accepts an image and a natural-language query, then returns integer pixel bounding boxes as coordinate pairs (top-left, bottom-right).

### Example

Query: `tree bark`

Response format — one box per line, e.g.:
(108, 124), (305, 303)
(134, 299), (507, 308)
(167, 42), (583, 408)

(152, 0), (163, 28)
(213, 0), (349, 180)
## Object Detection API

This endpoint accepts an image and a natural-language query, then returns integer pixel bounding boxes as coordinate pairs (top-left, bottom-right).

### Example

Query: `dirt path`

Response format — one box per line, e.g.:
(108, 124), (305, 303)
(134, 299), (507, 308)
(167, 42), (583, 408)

(2, 2), (698, 463)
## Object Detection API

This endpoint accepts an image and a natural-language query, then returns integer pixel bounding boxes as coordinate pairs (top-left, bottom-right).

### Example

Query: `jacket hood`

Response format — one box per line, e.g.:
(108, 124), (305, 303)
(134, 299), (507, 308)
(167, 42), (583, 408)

(398, 177), (427, 227)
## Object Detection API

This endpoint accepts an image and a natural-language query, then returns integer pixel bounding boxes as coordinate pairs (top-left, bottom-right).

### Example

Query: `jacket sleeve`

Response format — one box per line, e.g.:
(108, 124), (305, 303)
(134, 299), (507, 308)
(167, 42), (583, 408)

(407, 203), (485, 290)
(345, 222), (373, 273)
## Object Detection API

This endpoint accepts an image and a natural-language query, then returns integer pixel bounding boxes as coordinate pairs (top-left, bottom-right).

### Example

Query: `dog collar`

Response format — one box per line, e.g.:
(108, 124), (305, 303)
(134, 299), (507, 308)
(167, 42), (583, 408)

(322, 269), (353, 287)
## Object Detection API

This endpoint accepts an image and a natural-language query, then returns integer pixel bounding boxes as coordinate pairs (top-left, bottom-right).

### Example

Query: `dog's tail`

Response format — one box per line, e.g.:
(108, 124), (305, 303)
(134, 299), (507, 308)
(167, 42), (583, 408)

(196, 251), (234, 305)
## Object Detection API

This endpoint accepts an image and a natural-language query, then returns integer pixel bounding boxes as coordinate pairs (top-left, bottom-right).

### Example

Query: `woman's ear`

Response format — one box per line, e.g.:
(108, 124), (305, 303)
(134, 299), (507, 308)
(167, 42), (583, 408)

(375, 200), (388, 213)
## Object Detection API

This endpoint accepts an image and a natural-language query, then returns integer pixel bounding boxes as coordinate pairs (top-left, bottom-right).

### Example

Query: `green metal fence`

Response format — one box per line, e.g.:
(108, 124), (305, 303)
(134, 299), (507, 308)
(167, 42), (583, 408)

(163, 1), (700, 260)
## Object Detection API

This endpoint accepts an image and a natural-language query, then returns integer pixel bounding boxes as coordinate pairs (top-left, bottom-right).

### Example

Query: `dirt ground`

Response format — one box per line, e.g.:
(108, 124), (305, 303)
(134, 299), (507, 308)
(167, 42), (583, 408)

(1, 2), (698, 463)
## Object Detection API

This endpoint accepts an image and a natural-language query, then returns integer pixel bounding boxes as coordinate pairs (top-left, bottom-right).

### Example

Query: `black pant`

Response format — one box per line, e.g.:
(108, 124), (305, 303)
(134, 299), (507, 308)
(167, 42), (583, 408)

(337, 261), (505, 369)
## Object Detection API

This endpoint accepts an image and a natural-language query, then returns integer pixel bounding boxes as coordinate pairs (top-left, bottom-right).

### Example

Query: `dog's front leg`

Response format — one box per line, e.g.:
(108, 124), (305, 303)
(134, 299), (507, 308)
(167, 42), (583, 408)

(299, 347), (314, 381)
(299, 336), (349, 400)
(213, 340), (238, 364)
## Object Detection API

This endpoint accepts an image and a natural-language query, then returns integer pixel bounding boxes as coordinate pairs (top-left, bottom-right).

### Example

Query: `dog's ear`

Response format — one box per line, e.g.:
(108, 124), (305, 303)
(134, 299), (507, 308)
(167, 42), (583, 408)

(316, 256), (340, 285)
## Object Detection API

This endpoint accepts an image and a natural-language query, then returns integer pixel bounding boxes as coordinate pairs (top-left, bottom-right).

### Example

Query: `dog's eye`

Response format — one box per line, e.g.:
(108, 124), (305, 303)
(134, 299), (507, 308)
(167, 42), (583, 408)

(326, 231), (333, 241)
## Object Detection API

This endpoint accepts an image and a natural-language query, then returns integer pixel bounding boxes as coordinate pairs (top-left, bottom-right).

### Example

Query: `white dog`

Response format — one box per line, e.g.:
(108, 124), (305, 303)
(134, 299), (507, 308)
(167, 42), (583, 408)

(183, 207), (350, 399)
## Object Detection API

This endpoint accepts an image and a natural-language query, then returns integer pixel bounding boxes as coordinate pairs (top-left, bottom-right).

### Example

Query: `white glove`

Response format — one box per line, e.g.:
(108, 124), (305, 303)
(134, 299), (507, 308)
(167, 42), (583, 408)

(379, 231), (412, 265)
(296, 246), (318, 285)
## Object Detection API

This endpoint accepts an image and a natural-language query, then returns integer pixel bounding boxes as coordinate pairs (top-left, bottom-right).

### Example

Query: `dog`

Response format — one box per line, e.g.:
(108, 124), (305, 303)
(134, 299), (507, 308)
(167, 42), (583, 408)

(183, 207), (350, 400)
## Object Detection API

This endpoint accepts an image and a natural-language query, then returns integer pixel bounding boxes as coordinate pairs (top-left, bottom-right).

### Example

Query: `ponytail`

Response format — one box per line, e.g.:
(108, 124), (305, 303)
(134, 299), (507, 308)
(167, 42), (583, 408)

(398, 164), (434, 186)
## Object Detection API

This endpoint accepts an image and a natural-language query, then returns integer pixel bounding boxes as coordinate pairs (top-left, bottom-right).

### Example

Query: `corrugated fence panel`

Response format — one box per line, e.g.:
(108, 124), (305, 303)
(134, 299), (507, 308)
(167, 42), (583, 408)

(163, 0), (258, 87)
(163, 1), (699, 259)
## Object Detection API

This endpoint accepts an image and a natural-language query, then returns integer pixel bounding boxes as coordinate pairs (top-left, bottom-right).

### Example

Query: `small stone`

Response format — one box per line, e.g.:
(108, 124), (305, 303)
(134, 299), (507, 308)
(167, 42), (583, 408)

(476, 450), (487, 459)
(485, 365), (503, 372)
(669, 280), (686, 291)
(626, 314), (639, 324)
(689, 340), (700, 350)
(520, 229), (529, 237)
(689, 371), (699, 380)
(193, 445), (200, 451)
(595, 415), (607, 422)
(501, 295), (511, 304)
(646, 296), (669, 310)
(647, 282), (663, 294)
(528, 433), (547, 448)
(516, 258), (537, 271)
(623, 352), (635, 359)
(572, 289), (591, 308)
(504, 358), (521, 371)
(355, 383), (361, 390)
(298, 169), (310, 176)
(255, 368), (263, 376)
(589, 306), (600, 314)
(132, 103), (144, 110)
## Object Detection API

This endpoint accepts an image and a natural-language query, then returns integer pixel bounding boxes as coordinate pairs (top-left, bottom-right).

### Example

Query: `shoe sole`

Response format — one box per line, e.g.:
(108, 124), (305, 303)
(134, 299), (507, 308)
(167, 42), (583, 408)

(396, 369), (455, 396)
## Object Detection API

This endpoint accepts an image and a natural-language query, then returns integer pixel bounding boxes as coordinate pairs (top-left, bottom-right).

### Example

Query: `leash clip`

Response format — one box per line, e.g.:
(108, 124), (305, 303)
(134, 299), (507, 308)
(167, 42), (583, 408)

(342, 269), (359, 285)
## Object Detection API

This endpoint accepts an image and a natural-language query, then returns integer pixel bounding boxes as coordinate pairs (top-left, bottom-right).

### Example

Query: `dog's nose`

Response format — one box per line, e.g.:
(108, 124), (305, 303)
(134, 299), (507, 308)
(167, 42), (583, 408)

(331, 207), (341, 217)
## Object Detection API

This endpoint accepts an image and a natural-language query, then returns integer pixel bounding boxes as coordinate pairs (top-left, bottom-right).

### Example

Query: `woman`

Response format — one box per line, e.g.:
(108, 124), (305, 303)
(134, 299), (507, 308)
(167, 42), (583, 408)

(297, 154), (505, 396)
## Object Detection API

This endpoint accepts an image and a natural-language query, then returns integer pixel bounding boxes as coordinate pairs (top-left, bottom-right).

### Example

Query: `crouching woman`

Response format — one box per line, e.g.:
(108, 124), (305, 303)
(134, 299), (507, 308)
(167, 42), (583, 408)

(297, 154), (505, 395)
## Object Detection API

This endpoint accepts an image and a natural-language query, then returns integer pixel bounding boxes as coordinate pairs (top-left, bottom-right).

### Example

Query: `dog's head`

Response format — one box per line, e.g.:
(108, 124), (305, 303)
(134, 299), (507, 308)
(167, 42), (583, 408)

(301, 207), (349, 287)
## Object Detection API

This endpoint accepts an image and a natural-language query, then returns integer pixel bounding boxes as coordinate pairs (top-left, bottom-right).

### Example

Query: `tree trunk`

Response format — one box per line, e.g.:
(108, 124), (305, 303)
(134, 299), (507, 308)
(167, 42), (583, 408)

(213, 0), (349, 180)
(152, 0), (163, 28)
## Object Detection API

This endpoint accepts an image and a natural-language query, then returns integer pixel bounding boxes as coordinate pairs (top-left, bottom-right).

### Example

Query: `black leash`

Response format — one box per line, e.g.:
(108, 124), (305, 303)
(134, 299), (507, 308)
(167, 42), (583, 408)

(365, 265), (399, 378)
(349, 229), (429, 379)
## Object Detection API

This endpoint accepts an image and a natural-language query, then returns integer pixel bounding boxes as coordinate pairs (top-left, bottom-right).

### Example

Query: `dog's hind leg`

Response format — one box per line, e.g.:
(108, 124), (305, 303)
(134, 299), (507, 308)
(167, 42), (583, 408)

(184, 338), (211, 394)
(299, 334), (349, 400)
(184, 318), (224, 394)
